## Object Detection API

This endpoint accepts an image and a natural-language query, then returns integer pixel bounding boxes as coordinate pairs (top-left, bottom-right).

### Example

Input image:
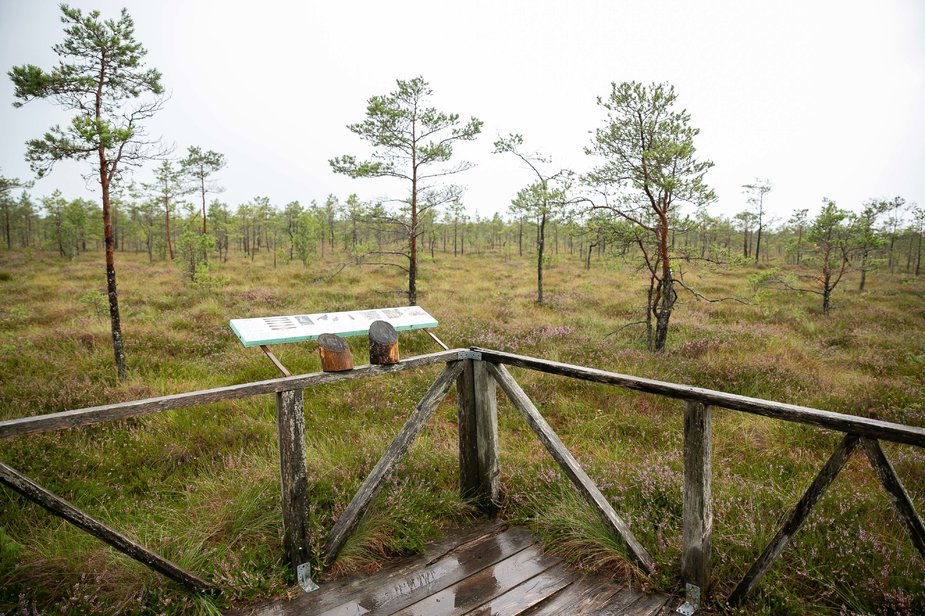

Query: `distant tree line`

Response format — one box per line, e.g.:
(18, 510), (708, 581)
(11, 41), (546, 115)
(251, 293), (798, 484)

(3, 174), (922, 288)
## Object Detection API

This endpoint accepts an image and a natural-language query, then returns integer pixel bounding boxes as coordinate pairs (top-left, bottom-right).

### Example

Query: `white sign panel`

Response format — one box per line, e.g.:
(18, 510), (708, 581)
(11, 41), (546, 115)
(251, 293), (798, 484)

(229, 306), (438, 347)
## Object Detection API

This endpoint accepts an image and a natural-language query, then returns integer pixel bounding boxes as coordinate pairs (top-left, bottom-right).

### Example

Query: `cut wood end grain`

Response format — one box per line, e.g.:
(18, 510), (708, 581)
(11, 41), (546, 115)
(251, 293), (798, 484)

(318, 333), (354, 372)
(369, 320), (400, 365)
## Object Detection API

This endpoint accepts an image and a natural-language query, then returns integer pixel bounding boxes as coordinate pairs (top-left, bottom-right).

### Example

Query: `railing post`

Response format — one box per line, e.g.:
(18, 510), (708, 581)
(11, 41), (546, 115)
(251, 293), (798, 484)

(682, 400), (712, 609)
(458, 358), (500, 514)
(276, 388), (316, 591)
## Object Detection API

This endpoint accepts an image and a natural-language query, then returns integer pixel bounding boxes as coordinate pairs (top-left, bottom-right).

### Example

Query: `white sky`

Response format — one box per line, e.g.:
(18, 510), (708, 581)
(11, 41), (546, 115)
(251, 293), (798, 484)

(1, 0), (923, 222)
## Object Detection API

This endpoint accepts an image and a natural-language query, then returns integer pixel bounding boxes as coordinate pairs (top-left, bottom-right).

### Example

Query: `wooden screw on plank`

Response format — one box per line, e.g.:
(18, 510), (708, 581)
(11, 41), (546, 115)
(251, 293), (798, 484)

(318, 333), (353, 372)
(369, 320), (400, 365)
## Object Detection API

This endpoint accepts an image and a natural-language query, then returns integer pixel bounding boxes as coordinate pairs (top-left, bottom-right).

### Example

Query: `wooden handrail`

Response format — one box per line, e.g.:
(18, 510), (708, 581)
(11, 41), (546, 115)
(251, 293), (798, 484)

(0, 349), (464, 440)
(474, 348), (925, 448)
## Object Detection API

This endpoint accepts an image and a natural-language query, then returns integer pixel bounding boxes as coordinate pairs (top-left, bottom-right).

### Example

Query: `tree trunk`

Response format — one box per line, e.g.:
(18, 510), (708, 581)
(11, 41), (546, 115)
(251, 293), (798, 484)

(822, 272), (832, 314)
(653, 208), (674, 352)
(536, 212), (545, 304)
(916, 233), (922, 276)
(653, 270), (673, 352)
(859, 250), (868, 291)
(200, 176), (207, 234)
(518, 218), (523, 256)
(164, 198), (174, 260)
(409, 177), (418, 306)
(100, 164), (127, 380)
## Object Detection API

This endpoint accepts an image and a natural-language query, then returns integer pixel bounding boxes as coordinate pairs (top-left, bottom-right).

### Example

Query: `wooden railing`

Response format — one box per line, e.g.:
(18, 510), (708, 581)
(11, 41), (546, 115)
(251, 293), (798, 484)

(1, 347), (923, 610)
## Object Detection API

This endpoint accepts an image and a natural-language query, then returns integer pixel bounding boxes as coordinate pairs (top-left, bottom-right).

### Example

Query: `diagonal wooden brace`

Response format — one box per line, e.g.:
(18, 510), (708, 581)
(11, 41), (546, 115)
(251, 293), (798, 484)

(323, 361), (465, 569)
(861, 437), (925, 561)
(727, 434), (859, 606)
(0, 461), (216, 594)
(485, 362), (655, 574)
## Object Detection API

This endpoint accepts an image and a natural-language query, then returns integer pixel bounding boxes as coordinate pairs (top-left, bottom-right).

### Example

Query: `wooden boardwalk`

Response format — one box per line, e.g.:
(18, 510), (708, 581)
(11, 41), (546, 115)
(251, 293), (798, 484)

(235, 521), (677, 616)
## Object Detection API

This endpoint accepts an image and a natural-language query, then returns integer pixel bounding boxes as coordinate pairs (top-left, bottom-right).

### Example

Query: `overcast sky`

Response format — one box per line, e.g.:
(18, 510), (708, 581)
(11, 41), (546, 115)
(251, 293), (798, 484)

(1, 0), (923, 222)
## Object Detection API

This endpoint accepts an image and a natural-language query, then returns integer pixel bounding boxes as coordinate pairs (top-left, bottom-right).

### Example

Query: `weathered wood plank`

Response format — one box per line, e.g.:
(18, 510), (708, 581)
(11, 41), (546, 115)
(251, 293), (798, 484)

(591, 587), (648, 616)
(275, 389), (311, 578)
(234, 521), (508, 616)
(727, 433), (860, 606)
(619, 594), (671, 616)
(485, 362), (655, 574)
(458, 360), (480, 506)
(519, 577), (623, 615)
(391, 544), (562, 615)
(259, 345), (292, 377)
(0, 349), (463, 440)
(0, 461), (216, 594)
(682, 400), (712, 592)
(474, 348), (925, 448)
(861, 438), (925, 561)
(323, 361), (465, 569)
(463, 563), (576, 616)
(458, 360), (500, 514)
(319, 527), (535, 616)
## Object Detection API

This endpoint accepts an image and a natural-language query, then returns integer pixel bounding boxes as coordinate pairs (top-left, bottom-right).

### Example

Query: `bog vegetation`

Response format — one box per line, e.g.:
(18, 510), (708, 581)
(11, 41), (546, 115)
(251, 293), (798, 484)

(2, 5), (924, 616)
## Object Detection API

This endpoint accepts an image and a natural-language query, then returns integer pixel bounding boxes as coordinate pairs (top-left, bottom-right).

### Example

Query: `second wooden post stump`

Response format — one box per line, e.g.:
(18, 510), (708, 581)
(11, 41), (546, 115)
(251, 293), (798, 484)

(368, 320), (399, 365)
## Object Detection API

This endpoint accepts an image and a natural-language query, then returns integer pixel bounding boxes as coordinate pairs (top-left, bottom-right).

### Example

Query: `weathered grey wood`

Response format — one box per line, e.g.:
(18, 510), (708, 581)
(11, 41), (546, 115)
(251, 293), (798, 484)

(318, 333), (354, 372)
(861, 437), (925, 561)
(485, 362), (656, 574)
(260, 345), (291, 377)
(458, 359), (500, 514)
(323, 361), (465, 568)
(391, 544), (561, 616)
(521, 577), (623, 615)
(369, 320), (400, 365)
(592, 586), (648, 615)
(460, 562), (575, 616)
(276, 389), (311, 577)
(458, 360), (480, 506)
(682, 400), (712, 592)
(0, 349), (463, 440)
(0, 461), (216, 594)
(727, 433), (860, 606)
(474, 348), (925, 448)
(319, 527), (535, 616)
(236, 521), (507, 616)
(237, 521), (672, 616)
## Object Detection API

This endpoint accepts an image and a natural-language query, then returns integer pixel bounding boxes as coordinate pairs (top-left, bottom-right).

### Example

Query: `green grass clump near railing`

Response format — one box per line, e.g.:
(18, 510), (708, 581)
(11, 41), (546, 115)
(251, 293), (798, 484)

(1, 248), (924, 614)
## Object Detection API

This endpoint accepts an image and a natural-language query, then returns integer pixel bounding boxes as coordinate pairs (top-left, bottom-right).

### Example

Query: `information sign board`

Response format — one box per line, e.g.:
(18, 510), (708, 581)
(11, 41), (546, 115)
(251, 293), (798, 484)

(229, 306), (438, 347)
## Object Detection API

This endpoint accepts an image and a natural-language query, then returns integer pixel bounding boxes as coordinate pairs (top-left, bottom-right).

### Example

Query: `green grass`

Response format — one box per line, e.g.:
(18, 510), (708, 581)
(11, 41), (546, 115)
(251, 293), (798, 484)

(0, 247), (923, 614)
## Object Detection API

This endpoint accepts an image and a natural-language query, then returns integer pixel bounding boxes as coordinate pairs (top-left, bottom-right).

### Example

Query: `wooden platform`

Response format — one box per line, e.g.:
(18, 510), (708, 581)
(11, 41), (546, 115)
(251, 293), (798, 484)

(235, 521), (677, 616)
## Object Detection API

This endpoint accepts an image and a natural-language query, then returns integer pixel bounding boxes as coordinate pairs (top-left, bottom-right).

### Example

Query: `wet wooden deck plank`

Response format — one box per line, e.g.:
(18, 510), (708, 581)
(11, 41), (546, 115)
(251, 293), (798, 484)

(462, 563), (576, 615)
(391, 545), (564, 615)
(519, 576), (625, 615)
(316, 528), (536, 616)
(230, 521), (675, 616)
(231, 520), (506, 616)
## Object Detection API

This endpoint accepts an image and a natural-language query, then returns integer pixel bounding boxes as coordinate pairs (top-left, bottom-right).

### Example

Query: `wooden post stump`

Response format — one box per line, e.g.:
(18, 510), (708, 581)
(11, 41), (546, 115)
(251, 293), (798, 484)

(369, 320), (400, 365)
(318, 333), (353, 372)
